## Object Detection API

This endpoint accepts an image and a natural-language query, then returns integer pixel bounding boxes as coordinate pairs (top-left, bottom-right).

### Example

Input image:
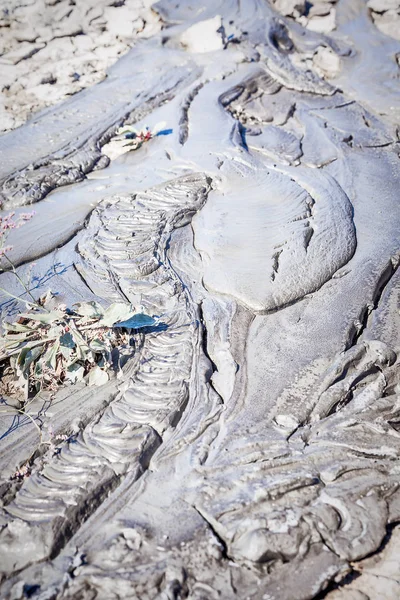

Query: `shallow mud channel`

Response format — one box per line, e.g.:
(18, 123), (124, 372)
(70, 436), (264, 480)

(0, 1), (400, 599)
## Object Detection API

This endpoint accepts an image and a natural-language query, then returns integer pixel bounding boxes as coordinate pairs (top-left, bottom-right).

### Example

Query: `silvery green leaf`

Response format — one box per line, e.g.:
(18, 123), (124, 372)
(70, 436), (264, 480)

(1, 339), (23, 352)
(16, 347), (29, 375)
(59, 345), (73, 361)
(43, 339), (60, 370)
(70, 327), (90, 360)
(34, 359), (42, 378)
(99, 303), (136, 327)
(48, 325), (64, 338)
(88, 365), (109, 387)
(73, 301), (104, 319)
(20, 346), (43, 376)
(117, 126), (137, 135)
(114, 313), (156, 330)
(4, 332), (30, 343)
(90, 338), (109, 353)
(3, 321), (38, 333)
(20, 311), (63, 325)
(65, 363), (85, 383)
(0, 337), (57, 360)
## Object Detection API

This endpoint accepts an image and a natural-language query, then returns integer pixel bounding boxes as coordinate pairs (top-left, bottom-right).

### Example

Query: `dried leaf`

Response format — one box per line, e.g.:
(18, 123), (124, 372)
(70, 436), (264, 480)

(90, 338), (110, 353)
(34, 359), (42, 379)
(0, 337), (57, 360)
(43, 338), (60, 370)
(48, 325), (64, 339)
(17, 346), (43, 376)
(3, 321), (38, 333)
(100, 303), (136, 327)
(16, 347), (29, 375)
(117, 126), (137, 135)
(59, 345), (73, 362)
(70, 326), (90, 361)
(73, 301), (104, 319)
(0, 340), (23, 355)
(20, 311), (63, 325)
(2, 332), (31, 343)
(40, 290), (56, 309)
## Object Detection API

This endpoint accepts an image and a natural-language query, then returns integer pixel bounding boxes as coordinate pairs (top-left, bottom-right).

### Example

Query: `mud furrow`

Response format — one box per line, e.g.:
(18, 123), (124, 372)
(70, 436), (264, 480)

(0, 173), (211, 577)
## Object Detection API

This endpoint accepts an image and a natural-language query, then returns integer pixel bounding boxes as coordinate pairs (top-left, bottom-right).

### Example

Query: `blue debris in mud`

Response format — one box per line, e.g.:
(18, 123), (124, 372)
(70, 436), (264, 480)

(155, 128), (173, 136)
(114, 313), (157, 330)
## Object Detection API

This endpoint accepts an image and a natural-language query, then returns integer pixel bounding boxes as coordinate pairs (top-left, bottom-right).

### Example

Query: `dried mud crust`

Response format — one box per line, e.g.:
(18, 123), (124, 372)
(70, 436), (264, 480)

(0, 0), (400, 599)
(272, 0), (338, 33)
(0, 0), (161, 133)
(367, 0), (400, 41)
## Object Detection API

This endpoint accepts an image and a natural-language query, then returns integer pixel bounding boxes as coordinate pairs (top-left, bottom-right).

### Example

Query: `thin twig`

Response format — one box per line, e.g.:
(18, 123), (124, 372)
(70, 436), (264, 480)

(2, 254), (40, 306)
(0, 285), (37, 308)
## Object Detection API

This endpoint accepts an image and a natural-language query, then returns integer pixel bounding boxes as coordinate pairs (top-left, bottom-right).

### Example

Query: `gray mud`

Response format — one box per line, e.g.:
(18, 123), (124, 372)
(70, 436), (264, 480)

(1, 1), (400, 599)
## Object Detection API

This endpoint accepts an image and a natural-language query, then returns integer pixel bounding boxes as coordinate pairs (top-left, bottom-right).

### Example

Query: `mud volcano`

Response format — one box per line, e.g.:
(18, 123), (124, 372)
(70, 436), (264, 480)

(1, 0), (400, 598)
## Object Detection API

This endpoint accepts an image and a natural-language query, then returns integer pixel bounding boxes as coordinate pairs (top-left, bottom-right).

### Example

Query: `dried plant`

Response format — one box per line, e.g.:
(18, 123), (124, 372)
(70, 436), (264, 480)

(0, 210), (157, 402)
(0, 294), (156, 400)
(115, 121), (172, 150)
(0, 210), (35, 257)
(0, 209), (40, 309)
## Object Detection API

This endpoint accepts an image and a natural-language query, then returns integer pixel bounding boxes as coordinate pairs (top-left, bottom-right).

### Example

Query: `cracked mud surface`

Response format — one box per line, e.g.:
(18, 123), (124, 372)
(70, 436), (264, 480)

(0, 0), (161, 132)
(1, 1), (400, 599)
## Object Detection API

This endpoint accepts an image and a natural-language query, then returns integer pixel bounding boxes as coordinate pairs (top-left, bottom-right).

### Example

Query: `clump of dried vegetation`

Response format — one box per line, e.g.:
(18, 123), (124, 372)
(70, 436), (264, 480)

(0, 210), (155, 401)
(0, 295), (156, 400)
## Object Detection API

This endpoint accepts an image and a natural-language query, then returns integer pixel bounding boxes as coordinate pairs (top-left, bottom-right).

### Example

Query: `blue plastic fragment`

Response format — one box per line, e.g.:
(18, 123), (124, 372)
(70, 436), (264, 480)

(114, 314), (156, 329)
(156, 129), (173, 136)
